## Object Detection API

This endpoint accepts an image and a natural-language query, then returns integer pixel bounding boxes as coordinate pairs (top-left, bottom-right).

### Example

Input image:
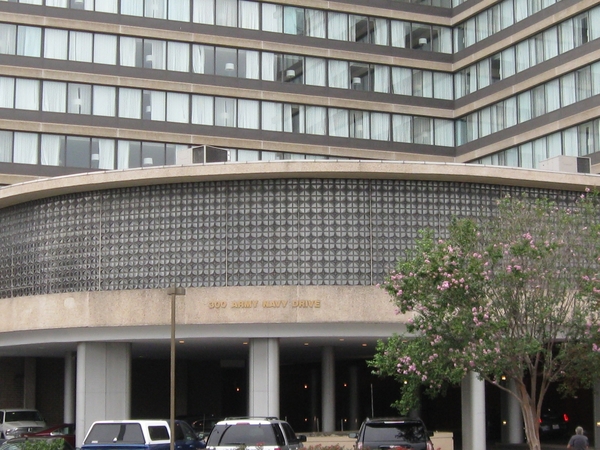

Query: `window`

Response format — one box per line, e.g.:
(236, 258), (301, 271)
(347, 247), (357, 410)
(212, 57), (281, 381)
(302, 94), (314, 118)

(17, 26), (41, 57)
(0, 24), (16, 55)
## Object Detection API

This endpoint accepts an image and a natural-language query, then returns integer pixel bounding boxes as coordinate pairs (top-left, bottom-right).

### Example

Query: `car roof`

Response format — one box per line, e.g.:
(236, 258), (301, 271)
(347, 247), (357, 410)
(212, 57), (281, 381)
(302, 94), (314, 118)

(216, 417), (283, 425)
(365, 417), (422, 422)
(90, 420), (170, 425)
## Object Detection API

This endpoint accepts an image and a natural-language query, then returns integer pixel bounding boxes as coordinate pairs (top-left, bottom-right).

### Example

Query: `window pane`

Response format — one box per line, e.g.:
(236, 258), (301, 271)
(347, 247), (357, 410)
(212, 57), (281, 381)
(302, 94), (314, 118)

(41, 134), (64, 166)
(42, 81), (67, 113)
(68, 84), (92, 114)
(44, 29), (68, 59)
(238, 99), (259, 129)
(93, 85), (116, 117)
(119, 88), (142, 118)
(216, 0), (237, 26)
(215, 97), (236, 127)
(0, 24), (16, 55)
(166, 92), (189, 123)
(69, 31), (93, 62)
(168, 41), (189, 72)
(14, 132), (38, 164)
(191, 95), (214, 125)
(17, 26), (41, 57)
(240, 0), (260, 30)
(262, 102), (283, 131)
(94, 34), (117, 65)
(15, 78), (39, 110)
(262, 3), (282, 33)
(0, 77), (15, 108)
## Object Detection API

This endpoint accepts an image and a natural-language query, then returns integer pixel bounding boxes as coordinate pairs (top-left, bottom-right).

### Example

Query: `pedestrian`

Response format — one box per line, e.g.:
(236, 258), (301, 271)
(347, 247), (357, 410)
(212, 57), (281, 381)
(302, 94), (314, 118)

(567, 426), (589, 450)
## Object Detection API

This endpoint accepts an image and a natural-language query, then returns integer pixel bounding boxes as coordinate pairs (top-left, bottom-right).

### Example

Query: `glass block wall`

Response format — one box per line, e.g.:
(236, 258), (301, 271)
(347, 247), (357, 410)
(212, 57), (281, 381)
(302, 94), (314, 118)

(0, 179), (578, 298)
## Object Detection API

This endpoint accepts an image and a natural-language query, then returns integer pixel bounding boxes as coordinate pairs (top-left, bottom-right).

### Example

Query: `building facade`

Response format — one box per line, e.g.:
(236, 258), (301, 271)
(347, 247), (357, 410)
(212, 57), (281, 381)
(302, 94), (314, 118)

(1, 0), (600, 448)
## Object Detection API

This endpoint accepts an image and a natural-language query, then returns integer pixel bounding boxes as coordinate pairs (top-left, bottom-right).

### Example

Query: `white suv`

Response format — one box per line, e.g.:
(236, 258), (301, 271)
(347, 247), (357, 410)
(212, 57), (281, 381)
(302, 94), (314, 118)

(0, 409), (46, 440)
(205, 417), (306, 450)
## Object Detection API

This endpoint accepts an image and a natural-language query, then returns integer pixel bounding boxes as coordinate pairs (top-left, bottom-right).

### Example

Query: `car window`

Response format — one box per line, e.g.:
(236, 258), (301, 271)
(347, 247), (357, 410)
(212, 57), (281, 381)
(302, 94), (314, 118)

(270, 425), (285, 446)
(5, 411), (44, 422)
(85, 423), (146, 444)
(0, 411), (4, 423)
(363, 422), (426, 444)
(207, 424), (278, 446)
(280, 423), (298, 444)
(148, 426), (170, 441)
(177, 422), (197, 441)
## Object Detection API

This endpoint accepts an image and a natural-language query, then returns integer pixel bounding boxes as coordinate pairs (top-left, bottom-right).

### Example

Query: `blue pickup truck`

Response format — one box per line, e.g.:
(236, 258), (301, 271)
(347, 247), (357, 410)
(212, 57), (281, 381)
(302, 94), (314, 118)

(82, 420), (206, 450)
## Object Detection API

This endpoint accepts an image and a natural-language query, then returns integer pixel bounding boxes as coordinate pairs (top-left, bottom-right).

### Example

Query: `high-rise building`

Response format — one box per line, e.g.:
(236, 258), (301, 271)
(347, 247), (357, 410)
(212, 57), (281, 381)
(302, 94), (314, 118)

(0, 0), (599, 447)
(1, 0), (599, 174)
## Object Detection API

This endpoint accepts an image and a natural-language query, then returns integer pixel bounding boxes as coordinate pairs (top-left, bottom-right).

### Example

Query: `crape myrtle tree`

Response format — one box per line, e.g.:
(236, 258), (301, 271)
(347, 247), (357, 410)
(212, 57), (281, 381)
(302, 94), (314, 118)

(369, 190), (600, 450)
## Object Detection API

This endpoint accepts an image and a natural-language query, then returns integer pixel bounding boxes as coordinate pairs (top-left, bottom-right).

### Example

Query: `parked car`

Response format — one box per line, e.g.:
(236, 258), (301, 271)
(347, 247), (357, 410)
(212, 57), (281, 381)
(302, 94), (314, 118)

(348, 417), (434, 450)
(205, 417), (306, 450)
(539, 407), (569, 438)
(0, 437), (74, 450)
(22, 423), (75, 447)
(0, 409), (47, 440)
(82, 420), (206, 450)
(177, 417), (221, 439)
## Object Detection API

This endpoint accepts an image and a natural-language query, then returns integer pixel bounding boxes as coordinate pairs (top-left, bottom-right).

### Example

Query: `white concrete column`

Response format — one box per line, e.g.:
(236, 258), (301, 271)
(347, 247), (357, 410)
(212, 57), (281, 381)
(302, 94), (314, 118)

(461, 371), (486, 450)
(76, 342), (131, 448)
(64, 352), (76, 424)
(248, 338), (279, 418)
(321, 346), (335, 433)
(501, 379), (523, 444)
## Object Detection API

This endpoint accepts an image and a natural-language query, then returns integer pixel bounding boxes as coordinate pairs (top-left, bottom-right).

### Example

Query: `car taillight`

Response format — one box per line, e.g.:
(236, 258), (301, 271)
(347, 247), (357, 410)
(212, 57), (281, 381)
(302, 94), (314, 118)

(426, 442), (434, 450)
(563, 414), (569, 423)
(357, 443), (363, 450)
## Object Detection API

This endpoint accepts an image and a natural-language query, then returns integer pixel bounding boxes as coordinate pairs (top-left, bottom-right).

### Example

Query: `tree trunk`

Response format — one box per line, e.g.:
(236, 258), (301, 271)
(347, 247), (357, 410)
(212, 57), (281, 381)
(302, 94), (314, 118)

(516, 382), (541, 450)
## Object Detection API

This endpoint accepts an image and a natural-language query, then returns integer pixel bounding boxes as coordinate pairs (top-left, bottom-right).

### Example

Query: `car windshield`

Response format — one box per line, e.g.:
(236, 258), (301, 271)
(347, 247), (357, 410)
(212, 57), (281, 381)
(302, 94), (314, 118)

(363, 422), (426, 444)
(84, 423), (145, 444)
(5, 411), (44, 422)
(207, 424), (280, 446)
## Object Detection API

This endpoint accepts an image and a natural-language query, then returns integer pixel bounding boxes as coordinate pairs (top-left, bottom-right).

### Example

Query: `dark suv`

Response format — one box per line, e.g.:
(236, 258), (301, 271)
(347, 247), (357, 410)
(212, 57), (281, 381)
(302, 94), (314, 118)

(206, 417), (306, 450)
(349, 418), (434, 450)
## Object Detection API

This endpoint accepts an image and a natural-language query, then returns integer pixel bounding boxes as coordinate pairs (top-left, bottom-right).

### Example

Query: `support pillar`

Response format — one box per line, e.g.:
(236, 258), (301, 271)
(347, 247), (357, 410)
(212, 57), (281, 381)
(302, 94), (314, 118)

(461, 372), (486, 450)
(321, 346), (335, 433)
(248, 338), (279, 418)
(501, 379), (523, 444)
(64, 352), (76, 424)
(76, 342), (131, 448)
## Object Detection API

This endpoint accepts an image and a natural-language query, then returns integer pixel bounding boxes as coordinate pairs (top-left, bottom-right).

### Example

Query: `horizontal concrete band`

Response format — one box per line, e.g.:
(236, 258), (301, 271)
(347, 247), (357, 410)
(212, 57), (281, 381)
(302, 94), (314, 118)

(0, 161), (597, 208)
(0, 285), (402, 334)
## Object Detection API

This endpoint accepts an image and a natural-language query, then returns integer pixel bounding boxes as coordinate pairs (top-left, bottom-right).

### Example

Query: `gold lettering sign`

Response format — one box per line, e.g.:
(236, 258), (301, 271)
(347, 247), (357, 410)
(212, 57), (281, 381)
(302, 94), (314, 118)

(207, 301), (321, 309)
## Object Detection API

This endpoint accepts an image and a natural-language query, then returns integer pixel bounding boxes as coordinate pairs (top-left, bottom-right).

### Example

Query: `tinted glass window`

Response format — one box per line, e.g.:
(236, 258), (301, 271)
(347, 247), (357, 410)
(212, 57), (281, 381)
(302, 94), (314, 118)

(148, 426), (170, 441)
(84, 424), (145, 444)
(5, 411), (44, 422)
(178, 422), (197, 441)
(362, 422), (426, 444)
(207, 424), (278, 446)
(280, 423), (298, 444)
